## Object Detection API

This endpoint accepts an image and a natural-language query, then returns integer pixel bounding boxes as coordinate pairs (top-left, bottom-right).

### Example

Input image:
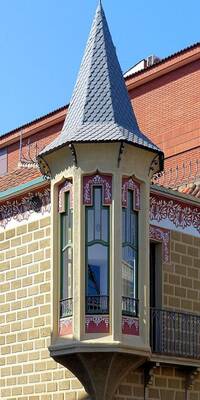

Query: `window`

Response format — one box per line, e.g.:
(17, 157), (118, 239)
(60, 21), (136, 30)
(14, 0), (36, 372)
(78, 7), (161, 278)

(122, 190), (138, 316)
(60, 191), (73, 318)
(0, 147), (7, 176)
(85, 187), (109, 314)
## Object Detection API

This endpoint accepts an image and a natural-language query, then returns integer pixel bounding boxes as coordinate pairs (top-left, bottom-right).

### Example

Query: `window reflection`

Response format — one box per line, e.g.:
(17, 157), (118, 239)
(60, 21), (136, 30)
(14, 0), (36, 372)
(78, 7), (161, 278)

(60, 192), (73, 317)
(86, 187), (109, 314)
(122, 190), (138, 316)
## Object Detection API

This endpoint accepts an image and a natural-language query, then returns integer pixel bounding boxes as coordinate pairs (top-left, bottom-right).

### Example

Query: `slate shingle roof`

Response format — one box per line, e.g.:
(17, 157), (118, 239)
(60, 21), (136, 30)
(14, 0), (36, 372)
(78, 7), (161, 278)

(40, 2), (162, 160)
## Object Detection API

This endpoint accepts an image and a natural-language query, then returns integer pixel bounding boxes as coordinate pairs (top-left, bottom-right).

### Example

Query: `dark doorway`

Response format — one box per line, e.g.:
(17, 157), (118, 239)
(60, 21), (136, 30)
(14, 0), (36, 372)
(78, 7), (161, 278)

(150, 241), (162, 353)
(150, 242), (162, 309)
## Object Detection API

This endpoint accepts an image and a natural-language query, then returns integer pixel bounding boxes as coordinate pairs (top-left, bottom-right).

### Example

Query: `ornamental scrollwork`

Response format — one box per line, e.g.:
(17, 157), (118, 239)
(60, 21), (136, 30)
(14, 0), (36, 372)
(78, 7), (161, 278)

(149, 225), (170, 263)
(83, 173), (112, 206)
(122, 177), (140, 210)
(150, 194), (200, 234)
(0, 187), (50, 229)
(58, 179), (73, 213)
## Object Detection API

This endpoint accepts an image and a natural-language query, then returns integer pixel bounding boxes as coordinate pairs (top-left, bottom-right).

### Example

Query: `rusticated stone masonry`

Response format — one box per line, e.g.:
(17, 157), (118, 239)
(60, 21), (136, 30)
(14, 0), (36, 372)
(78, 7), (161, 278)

(0, 217), (88, 400)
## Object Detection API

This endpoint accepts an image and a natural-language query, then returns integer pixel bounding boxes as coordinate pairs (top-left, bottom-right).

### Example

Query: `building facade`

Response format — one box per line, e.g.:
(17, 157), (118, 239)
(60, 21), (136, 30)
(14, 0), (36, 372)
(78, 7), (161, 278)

(0, 3), (200, 400)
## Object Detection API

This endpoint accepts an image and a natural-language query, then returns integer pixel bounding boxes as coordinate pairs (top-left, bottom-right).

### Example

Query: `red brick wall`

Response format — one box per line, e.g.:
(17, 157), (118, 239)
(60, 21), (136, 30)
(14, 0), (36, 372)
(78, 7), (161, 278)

(130, 59), (200, 166)
(3, 58), (200, 176)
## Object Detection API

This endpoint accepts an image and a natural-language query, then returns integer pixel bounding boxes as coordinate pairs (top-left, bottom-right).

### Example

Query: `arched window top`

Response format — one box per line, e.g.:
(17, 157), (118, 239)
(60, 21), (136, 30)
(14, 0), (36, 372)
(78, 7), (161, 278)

(83, 173), (112, 206)
(122, 177), (140, 210)
(58, 179), (73, 213)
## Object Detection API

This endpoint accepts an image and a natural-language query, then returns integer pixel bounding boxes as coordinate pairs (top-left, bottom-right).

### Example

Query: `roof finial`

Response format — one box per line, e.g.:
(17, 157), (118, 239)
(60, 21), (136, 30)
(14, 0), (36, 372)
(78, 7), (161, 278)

(98, 0), (102, 9)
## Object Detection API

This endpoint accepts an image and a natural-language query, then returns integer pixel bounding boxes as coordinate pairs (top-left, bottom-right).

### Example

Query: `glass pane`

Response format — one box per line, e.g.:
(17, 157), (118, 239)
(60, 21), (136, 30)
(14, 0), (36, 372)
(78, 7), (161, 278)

(122, 209), (126, 242)
(130, 212), (138, 247)
(61, 247), (73, 299)
(87, 209), (94, 243)
(94, 187), (101, 240)
(122, 246), (136, 268)
(102, 208), (108, 242)
(87, 244), (108, 296)
(122, 190), (138, 316)
(122, 247), (137, 298)
(61, 194), (72, 248)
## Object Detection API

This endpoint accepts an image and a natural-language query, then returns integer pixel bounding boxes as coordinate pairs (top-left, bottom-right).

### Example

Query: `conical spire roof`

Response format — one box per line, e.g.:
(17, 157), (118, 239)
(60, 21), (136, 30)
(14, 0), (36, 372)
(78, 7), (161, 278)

(40, 2), (162, 158)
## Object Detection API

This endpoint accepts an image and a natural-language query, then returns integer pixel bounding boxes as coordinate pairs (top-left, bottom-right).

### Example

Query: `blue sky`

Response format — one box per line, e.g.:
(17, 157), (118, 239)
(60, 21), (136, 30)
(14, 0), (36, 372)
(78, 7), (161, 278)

(0, 0), (199, 135)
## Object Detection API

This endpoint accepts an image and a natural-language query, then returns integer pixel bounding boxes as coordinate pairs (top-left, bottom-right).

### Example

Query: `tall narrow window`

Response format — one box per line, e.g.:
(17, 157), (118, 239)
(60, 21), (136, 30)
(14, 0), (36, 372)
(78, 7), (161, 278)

(86, 187), (109, 315)
(122, 190), (138, 316)
(60, 191), (73, 319)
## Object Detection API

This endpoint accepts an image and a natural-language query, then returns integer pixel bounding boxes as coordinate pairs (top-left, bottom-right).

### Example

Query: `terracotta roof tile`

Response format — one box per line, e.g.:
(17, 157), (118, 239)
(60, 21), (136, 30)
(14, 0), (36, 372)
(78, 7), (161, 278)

(178, 183), (200, 199)
(0, 168), (42, 193)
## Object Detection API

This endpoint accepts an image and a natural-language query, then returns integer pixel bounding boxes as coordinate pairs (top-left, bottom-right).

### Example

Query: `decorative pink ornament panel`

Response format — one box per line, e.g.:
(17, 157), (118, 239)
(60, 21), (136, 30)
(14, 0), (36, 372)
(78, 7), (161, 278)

(150, 193), (200, 234)
(58, 180), (73, 212)
(83, 174), (112, 206)
(85, 315), (109, 334)
(122, 177), (140, 210)
(149, 225), (170, 263)
(122, 316), (139, 336)
(59, 317), (73, 336)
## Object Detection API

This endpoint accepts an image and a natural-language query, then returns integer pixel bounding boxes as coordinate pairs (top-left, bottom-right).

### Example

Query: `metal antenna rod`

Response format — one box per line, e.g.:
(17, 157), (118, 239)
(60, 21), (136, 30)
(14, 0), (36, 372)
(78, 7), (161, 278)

(19, 130), (23, 162)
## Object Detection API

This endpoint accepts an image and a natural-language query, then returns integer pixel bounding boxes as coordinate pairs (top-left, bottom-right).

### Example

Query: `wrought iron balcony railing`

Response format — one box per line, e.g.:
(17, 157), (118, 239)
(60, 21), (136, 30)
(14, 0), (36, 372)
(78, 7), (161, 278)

(122, 297), (139, 317)
(60, 298), (73, 318)
(86, 295), (109, 314)
(150, 308), (200, 359)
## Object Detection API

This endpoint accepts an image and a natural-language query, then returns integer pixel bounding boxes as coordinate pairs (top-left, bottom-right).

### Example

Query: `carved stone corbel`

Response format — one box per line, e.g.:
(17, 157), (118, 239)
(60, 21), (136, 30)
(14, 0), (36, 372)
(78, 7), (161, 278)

(185, 367), (200, 399)
(149, 154), (160, 179)
(144, 362), (159, 399)
(37, 156), (51, 179)
(68, 143), (77, 167)
(117, 141), (125, 167)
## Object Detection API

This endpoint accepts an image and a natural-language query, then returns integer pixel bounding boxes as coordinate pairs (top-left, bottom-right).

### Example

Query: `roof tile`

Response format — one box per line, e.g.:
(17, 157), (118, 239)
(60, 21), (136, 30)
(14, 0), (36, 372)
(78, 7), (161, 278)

(0, 168), (42, 193)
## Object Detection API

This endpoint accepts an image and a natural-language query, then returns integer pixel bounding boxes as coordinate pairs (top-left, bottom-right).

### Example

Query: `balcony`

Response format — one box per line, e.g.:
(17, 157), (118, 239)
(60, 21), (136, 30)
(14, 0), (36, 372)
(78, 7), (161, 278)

(60, 298), (73, 318)
(85, 295), (109, 314)
(122, 296), (139, 317)
(150, 308), (200, 360)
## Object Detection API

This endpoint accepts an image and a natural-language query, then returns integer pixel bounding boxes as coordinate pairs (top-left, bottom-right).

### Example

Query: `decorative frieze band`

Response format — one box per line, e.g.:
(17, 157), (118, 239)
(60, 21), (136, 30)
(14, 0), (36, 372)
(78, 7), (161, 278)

(122, 316), (139, 336)
(59, 317), (73, 336)
(0, 186), (50, 229)
(58, 179), (73, 212)
(150, 192), (200, 235)
(149, 225), (170, 263)
(83, 173), (112, 206)
(85, 315), (109, 334)
(122, 177), (140, 210)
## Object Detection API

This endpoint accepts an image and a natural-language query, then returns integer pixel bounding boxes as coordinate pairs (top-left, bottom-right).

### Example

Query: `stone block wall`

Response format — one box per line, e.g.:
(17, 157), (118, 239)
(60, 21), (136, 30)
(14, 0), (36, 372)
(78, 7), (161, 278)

(163, 231), (200, 312)
(114, 365), (200, 400)
(0, 217), (87, 400)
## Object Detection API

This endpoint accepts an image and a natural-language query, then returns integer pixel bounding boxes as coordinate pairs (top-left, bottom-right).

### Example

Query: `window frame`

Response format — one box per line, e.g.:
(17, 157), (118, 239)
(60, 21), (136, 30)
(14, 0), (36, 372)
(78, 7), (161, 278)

(85, 186), (110, 315)
(121, 177), (140, 318)
(59, 181), (73, 319)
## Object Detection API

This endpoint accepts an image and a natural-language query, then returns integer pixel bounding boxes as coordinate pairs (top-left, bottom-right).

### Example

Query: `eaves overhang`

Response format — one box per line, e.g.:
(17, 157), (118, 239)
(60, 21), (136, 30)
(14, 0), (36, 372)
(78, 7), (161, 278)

(150, 184), (200, 207)
(38, 139), (164, 174)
